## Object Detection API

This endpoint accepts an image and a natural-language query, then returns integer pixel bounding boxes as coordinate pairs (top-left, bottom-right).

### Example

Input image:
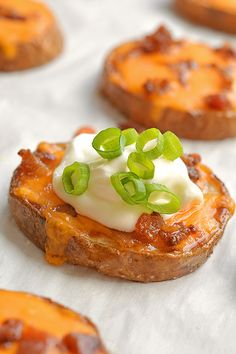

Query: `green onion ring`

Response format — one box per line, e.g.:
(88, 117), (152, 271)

(92, 127), (125, 160)
(145, 183), (180, 214)
(62, 162), (90, 195)
(122, 128), (139, 146)
(110, 172), (146, 205)
(136, 128), (164, 160)
(162, 131), (183, 161)
(127, 152), (155, 179)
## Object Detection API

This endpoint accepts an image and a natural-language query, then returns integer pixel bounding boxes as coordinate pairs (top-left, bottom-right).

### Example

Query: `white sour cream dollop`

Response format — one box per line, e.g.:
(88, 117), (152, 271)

(53, 133), (203, 232)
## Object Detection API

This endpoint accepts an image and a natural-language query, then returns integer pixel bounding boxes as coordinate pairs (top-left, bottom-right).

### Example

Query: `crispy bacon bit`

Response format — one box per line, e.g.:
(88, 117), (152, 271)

(159, 223), (197, 247)
(135, 213), (198, 247)
(205, 93), (232, 111)
(135, 213), (164, 242)
(18, 327), (57, 354)
(187, 167), (200, 183)
(74, 127), (95, 137)
(0, 320), (104, 354)
(18, 149), (49, 176)
(63, 333), (102, 354)
(143, 78), (171, 95)
(182, 153), (201, 167)
(0, 6), (26, 21)
(0, 319), (24, 344)
(181, 154), (201, 182)
(170, 60), (198, 85)
(215, 44), (236, 59)
(140, 26), (173, 53)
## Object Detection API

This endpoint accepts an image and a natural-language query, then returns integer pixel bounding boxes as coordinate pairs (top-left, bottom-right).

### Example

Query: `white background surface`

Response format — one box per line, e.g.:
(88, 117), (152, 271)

(0, 1), (236, 353)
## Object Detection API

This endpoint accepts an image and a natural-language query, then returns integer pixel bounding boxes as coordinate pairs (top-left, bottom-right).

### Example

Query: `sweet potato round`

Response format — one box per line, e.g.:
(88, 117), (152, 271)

(174, 0), (236, 34)
(0, 289), (108, 354)
(0, 0), (63, 71)
(101, 26), (236, 140)
(8, 142), (235, 282)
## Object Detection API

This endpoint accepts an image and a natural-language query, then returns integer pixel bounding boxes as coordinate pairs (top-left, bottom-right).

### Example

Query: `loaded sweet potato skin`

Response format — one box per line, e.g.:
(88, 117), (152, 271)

(101, 26), (236, 140)
(174, 0), (236, 34)
(0, 0), (63, 71)
(9, 142), (234, 282)
(0, 289), (107, 354)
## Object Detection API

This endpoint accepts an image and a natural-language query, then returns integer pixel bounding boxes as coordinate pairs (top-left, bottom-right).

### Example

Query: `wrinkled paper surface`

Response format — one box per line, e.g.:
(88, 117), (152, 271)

(0, 1), (235, 353)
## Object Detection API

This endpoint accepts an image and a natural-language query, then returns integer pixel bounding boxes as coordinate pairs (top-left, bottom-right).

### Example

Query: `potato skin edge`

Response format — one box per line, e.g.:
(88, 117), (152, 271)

(9, 167), (232, 283)
(174, 0), (236, 34)
(0, 289), (108, 353)
(100, 57), (236, 140)
(0, 22), (63, 71)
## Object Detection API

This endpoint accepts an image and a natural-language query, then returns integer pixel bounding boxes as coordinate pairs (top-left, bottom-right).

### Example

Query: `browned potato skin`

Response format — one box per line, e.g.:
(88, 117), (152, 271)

(8, 192), (232, 283)
(101, 48), (236, 140)
(0, 0), (63, 71)
(9, 146), (235, 283)
(0, 24), (63, 71)
(174, 0), (236, 34)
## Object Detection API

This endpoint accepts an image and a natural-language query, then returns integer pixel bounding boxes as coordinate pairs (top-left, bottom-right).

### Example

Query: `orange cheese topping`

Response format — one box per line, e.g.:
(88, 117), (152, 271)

(0, 290), (101, 354)
(0, 0), (55, 58)
(0, 290), (107, 354)
(11, 141), (235, 263)
(108, 28), (236, 112)
(0, 291), (94, 339)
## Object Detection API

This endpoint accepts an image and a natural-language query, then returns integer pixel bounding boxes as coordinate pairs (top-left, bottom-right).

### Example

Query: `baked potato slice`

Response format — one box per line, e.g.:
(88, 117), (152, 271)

(0, 0), (63, 71)
(9, 138), (235, 282)
(174, 0), (236, 34)
(101, 26), (236, 140)
(0, 289), (107, 354)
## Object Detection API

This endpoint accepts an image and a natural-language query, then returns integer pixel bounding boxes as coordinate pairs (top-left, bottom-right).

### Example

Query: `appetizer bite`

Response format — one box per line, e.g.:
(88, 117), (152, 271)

(0, 289), (107, 354)
(0, 0), (63, 71)
(9, 127), (234, 282)
(174, 0), (236, 34)
(101, 26), (236, 140)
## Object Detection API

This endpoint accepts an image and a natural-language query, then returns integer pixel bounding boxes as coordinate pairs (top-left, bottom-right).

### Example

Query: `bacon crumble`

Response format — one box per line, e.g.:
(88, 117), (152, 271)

(0, 320), (103, 354)
(63, 333), (103, 354)
(204, 93), (232, 111)
(0, 319), (24, 344)
(140, 26), (173, 53)
(135, 213), (199, 248)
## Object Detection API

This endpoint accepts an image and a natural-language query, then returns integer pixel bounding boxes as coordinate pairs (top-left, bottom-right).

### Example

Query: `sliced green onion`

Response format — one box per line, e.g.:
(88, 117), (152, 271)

(62, 162), (90, 195)
(145, 183), (180, 214)
(92, 128), (125, 160)
(162, 131), (183, 161)
(136, 128), (164, 160)
(127, 152), (155, 179)
(122, 128), (139, 146)
(110, 172), (146, 205)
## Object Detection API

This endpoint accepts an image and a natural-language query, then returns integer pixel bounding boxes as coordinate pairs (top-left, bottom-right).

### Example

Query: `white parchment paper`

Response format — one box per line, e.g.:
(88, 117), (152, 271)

(0, 1), (235, 353)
